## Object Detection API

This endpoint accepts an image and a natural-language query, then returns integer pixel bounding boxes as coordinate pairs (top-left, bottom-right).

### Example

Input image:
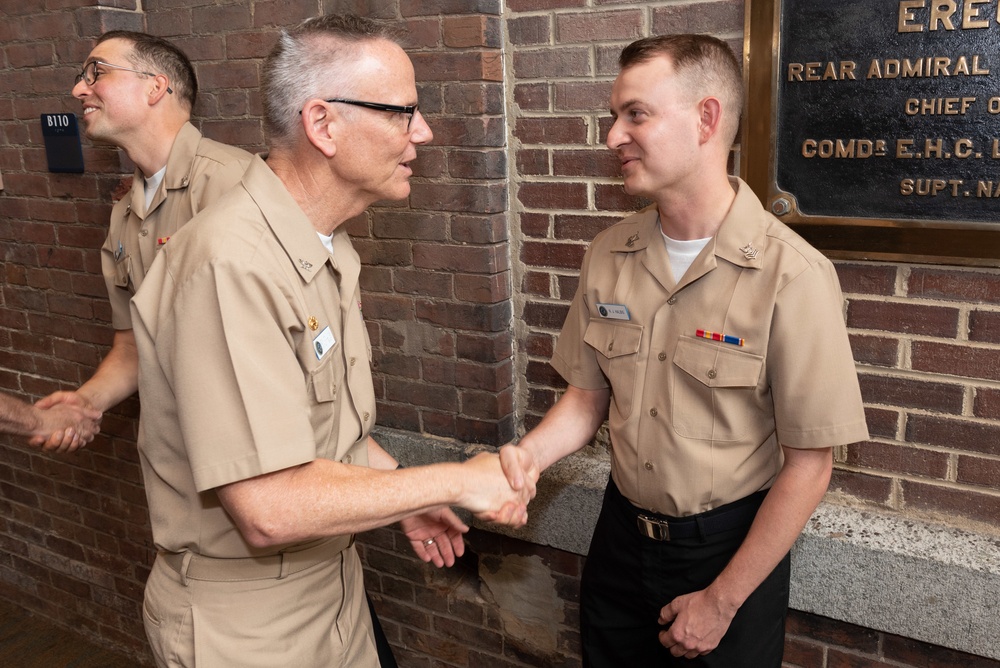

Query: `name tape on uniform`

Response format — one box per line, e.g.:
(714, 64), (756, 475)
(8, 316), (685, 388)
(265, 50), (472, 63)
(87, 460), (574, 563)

(313, 326), (336, 360)
(596, 303), (630, 320)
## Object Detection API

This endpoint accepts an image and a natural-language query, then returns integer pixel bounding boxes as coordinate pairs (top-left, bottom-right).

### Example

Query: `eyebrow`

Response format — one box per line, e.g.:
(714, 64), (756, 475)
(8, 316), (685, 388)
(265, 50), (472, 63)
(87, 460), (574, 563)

(610, 98), (643, 117)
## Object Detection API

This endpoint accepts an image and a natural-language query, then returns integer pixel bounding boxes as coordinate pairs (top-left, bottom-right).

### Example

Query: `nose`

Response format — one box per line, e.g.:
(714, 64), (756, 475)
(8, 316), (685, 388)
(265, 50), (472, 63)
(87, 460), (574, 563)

(409, 109), (433, 144)
(72, 78), (89, 99)
(605, 116), (628, 150)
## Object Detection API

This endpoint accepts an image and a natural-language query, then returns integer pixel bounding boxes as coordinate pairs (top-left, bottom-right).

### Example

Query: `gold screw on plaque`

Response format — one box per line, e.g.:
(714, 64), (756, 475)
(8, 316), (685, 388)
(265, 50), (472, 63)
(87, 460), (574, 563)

(308, 316), (319, 331)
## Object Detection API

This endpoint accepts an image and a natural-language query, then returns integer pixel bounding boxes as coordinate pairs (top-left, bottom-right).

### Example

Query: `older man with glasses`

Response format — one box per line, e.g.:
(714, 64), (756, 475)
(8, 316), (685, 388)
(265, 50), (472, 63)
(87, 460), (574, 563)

(36, 31), (252, 442)
(128, 14), (534, 667)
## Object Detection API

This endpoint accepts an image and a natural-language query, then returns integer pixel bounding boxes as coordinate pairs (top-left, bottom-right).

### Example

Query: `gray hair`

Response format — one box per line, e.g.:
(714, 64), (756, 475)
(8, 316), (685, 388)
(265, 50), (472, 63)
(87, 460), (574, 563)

(262, 14), (401, 145)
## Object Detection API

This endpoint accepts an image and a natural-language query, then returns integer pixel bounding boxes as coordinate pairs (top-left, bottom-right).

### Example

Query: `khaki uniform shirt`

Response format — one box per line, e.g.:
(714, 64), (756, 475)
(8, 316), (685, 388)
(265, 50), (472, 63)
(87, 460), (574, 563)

(552, 178), (869, 517)
(103, 121), (252, 329)
(131, 156), (375, 558)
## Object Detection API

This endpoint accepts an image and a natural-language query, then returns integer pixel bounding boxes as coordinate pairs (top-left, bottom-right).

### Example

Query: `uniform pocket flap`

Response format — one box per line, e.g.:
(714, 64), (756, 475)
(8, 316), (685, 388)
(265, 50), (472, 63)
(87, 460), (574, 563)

(584, 320), (643, 359)
(310, 354), (341, 403)
(673, 337), (763, 388)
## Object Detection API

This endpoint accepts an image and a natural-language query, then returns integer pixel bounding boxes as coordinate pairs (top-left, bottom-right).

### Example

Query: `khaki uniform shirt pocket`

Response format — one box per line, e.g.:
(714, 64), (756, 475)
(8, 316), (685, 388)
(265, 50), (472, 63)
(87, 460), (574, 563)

(671, 337), (765, 441)
(308, 349), (346, 459)
(113, 253), (132, 290)
(584, 320), (643, 418)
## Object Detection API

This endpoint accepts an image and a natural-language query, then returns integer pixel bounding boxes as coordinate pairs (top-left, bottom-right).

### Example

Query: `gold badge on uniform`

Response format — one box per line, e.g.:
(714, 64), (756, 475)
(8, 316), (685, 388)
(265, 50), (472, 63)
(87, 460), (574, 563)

(308, 316), (319, 331)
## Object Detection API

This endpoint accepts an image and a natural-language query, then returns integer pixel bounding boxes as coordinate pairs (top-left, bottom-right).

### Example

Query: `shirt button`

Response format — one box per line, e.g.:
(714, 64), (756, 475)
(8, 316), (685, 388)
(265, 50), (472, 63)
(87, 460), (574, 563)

(644, 461), (653, 471)
(363, 412), (370, 422)
(667, 296), (677, 305)
(649, 408), (658, 417)
(140, 229), (149, 237)
(349, 357), (356, 367)
(707, 369), (717, 379)
(658, 352), (666, 361)
(608, 341), (614, 352)
(344, 454), (353, 464)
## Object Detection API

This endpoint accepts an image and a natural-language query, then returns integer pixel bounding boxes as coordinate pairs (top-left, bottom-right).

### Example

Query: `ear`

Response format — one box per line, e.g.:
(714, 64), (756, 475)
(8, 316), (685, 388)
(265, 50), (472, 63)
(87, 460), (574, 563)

(300, 100), (338, 159)
(147, 74), (173, 106)
(696, 96), (724, 145)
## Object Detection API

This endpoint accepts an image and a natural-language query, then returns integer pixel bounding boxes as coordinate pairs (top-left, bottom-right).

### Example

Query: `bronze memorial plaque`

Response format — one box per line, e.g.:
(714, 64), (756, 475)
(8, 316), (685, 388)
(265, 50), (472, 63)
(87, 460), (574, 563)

(743, 0), (1000, 266)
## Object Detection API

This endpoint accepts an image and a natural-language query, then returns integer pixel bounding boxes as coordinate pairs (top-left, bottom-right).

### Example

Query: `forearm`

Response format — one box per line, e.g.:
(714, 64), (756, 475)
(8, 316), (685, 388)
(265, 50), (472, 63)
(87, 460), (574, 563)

(218, 454), (510, 548)
(705, 446), (833, 612)
(0, 394), (40, 436)
(78, 329), (139, 411)
(518, 385), (610, 472)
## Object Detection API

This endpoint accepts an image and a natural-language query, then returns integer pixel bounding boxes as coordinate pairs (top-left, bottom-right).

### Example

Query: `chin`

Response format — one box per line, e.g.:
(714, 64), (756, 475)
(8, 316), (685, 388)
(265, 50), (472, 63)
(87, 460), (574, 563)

(389, 182), (412, 201)
(622, 182), (646, 198)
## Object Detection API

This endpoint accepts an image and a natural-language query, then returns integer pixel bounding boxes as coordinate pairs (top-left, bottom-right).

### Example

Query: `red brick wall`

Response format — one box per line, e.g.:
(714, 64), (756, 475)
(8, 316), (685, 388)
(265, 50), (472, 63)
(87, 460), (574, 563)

(1, 0), (998, 665)
(833, 264), (1000, 528)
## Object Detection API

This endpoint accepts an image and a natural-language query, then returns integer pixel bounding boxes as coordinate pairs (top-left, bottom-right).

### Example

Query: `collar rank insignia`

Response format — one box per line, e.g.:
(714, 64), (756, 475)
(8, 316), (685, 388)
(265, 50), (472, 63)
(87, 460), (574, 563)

(299, 259), (313, 271)
(739, 242), (760, 260)
(625, 233), (640, 248)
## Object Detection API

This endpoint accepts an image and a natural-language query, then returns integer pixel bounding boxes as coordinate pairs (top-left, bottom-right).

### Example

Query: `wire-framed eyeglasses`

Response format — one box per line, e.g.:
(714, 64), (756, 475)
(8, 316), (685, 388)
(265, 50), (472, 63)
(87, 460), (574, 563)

(75, 60), (173, 94)
(325, 98), (418, 131)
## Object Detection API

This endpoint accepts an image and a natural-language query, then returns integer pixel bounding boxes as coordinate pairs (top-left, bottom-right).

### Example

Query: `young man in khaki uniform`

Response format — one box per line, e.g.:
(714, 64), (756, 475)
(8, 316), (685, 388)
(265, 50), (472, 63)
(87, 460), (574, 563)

(35, 31), (251, 434)
(501, 35), (869, 666)
(130, 15), (533, 667)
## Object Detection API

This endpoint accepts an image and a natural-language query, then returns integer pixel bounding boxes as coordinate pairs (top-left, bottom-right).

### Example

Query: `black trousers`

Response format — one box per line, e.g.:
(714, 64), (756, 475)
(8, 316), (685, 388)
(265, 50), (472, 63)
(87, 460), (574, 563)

(581, 479), (790, 668)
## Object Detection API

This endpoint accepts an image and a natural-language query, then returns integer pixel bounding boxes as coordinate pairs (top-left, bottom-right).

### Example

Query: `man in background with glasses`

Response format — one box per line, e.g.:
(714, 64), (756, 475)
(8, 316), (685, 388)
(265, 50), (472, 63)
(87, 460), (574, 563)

(129, 14), (533, 667)
(35, 31), (252, 440)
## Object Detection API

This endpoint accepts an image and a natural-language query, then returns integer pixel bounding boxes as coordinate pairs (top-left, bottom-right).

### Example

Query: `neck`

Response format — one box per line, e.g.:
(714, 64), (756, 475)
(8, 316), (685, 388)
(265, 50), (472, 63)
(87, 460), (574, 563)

(655, 171), (737, 241)
(266, 147), (366, 236)
(123, 116), (188, 179)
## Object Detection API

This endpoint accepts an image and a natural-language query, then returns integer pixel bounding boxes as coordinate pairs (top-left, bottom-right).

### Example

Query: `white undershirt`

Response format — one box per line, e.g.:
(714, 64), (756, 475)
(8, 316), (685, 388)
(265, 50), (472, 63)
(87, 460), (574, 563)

(662, 230), (711, 283)
(318, 231), (335, 255)
(143, 166), (166, 212)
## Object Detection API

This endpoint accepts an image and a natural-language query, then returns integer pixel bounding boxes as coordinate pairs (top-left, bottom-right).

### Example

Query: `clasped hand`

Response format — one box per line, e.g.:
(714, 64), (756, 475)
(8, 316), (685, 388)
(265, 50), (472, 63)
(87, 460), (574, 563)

(28, 391), (102, 454)
(401, 449), (538, 568)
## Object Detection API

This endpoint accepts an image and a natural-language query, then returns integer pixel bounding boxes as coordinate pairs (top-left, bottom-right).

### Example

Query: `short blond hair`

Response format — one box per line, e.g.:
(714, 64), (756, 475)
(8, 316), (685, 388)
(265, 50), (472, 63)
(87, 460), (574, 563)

(619, 34), (743, 145)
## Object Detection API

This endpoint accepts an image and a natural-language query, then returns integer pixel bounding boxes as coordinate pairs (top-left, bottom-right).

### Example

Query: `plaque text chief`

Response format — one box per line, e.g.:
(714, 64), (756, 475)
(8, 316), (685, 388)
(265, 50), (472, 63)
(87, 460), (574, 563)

(899, 0), (1000, 32)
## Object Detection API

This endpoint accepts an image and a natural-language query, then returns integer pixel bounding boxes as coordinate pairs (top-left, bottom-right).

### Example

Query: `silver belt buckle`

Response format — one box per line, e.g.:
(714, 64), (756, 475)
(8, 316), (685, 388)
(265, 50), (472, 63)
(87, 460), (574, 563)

(637, 514), (671, 541)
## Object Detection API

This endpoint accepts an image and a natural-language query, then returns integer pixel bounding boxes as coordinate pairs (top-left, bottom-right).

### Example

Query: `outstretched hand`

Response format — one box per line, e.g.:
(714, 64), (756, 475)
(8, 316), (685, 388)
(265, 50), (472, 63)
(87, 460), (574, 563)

(27, 398), (102, 454)
(458, 452), (534, 528)
(497, 443), (540, 524)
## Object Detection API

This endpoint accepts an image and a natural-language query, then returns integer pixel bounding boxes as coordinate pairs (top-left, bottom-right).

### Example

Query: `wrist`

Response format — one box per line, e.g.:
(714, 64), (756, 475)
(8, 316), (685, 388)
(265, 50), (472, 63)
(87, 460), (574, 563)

(704, 578), (745, 618)
(75, 387), (101, 412)
(27, 407), (45, 436)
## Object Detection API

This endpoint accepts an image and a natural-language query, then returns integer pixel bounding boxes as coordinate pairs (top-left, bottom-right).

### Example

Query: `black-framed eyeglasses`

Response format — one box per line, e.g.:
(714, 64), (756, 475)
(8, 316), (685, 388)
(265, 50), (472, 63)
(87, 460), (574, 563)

(325, 98), (418, 131)
(74, 60), (173, 94)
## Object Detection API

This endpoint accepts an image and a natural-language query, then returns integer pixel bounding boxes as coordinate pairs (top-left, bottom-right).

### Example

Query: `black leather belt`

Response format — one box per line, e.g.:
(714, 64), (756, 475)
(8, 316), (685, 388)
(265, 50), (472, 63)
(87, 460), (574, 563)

(635, 490), (767, 542)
